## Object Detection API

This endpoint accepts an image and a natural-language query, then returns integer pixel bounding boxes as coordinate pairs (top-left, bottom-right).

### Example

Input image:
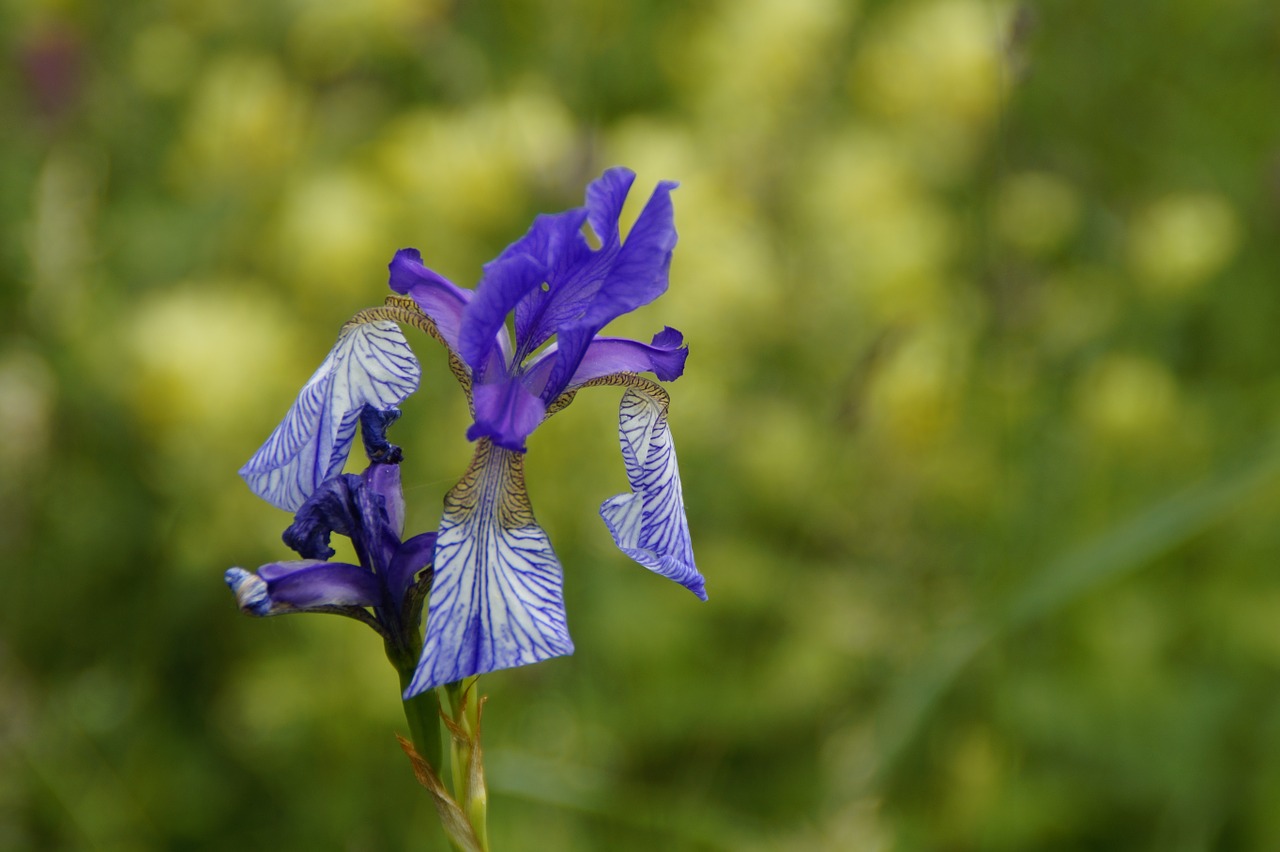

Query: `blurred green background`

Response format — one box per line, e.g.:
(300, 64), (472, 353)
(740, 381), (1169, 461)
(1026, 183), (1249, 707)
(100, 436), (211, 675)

(4, 0), (1280, 849)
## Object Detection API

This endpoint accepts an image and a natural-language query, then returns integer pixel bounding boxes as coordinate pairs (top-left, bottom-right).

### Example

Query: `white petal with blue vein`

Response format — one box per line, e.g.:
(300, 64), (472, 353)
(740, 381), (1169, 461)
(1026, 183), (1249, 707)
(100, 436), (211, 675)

(240, 320), (420, 511)
(600, 387), (705, 599)
(406, 440), (573, 696)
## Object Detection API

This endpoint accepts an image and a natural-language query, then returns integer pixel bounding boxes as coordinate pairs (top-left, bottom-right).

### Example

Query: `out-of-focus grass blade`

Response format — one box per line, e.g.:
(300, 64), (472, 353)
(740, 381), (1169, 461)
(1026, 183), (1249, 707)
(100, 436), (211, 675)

(487, 749), (758, 850)
(873, 438), (1280, 783)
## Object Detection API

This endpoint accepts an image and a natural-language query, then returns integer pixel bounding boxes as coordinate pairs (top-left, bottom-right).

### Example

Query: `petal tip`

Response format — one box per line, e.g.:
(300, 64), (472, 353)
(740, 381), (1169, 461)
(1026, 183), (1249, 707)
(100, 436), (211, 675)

(225, 567), (270, 616)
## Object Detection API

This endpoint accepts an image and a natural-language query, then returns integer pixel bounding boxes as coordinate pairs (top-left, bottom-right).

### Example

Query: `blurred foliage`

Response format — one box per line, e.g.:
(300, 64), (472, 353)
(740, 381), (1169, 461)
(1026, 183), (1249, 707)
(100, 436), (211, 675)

(3, 0), (1280, 849)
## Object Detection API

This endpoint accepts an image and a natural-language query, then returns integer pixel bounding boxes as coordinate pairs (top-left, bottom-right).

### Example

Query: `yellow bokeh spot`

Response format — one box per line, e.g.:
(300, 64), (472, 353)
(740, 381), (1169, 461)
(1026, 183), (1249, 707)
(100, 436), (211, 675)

(850, 0), (1010, 127)
(738, 400), (824, 503)
(128, 284), (302, 433)
(287, 0), (446, 78)
(686, 0), (853, 125)
(0, 348), (56, 479)
(995, 171), (1082, 255)
(866, 323), (968, 449)
(804, 130), (955, 324)
(946, 727), (1004, 834)
(1075, 353), (1180, 446)
(376, 87), (574, 234)
(275, 169), (389, 300)
(1127, 192), (1240, 297)
(172, 54), (308, 190)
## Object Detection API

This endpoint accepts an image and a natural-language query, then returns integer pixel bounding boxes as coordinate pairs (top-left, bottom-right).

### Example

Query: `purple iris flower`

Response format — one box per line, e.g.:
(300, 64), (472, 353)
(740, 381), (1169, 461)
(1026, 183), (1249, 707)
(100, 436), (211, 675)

(227, 409), (436, 660)
(234, 167), (703, 696)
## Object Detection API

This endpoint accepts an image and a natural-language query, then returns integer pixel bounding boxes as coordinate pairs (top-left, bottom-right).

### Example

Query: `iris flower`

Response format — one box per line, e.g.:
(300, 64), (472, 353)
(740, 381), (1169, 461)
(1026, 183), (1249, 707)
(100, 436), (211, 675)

(233, 167), (703, 697)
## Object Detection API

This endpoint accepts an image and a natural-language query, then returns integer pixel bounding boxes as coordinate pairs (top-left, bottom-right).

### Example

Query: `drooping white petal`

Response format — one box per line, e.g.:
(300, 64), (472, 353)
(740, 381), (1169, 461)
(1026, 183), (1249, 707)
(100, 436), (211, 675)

(406, 440), (573, 696)
(240, 320), (420, 511)
(600, 386), (705, 599)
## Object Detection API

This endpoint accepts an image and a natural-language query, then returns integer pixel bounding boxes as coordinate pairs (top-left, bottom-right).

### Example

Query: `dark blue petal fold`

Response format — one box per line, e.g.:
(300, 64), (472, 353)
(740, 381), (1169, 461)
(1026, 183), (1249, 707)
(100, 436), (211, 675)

(353, 463), (404, 574)
(282, 474), (361, 560)
(360, 406), (404, 464)
(387, 531), (437, 607)
(281, 462), (403, 574)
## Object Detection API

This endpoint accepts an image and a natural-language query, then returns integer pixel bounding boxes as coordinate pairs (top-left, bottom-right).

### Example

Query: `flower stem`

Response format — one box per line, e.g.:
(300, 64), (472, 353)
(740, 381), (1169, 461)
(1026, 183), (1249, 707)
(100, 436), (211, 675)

(399, 666), (443, 772)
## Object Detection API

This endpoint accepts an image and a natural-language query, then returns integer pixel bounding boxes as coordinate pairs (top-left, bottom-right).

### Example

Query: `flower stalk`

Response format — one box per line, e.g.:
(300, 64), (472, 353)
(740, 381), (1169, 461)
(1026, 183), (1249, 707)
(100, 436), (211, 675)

(397, 657), (443, 772)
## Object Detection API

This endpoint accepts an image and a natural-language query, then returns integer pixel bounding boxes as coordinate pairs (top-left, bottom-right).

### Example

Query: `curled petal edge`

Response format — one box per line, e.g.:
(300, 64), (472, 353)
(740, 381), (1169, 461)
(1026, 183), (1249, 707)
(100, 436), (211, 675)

(387, 248), (471, 355)
(240, 321), (421, 512)
(598, 380), (705, 600)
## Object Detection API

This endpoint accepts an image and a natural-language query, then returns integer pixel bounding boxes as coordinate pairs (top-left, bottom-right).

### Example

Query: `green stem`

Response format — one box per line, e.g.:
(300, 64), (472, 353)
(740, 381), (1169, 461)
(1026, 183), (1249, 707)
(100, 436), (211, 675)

(399, 666), (443, 772)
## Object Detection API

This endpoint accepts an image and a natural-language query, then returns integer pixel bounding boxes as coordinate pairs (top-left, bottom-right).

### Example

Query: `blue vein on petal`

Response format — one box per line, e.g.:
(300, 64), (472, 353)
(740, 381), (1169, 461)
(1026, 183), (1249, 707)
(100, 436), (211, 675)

(240, 320), (421, 512)
(601, 387), (706, 600)
(406, 439), (572, 696)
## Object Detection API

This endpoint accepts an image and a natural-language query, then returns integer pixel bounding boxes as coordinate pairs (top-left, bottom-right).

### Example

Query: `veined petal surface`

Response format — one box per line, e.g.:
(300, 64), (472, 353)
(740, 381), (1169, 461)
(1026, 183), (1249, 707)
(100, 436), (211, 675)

(406, 439), (572, 696)
(240, 321), (420, 512)
(600, 386), (705, 600)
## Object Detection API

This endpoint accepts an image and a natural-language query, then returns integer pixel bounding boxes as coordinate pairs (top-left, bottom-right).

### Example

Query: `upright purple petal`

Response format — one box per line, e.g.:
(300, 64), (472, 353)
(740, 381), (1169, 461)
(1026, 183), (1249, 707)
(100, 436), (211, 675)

(363, 462), (404, 535)
(583, 178), (678, 325)
(509, 209), (594, 356)
(511, 170), (677, 367)
(584, 167), (636, 250)
(388, 248), (472, 355)
(458, 252), (545, 379)
(600, 386), (705, 600)
(405, 440), (573, 696)
(240, 321), (420, 512)
(539, 179), (679, 402)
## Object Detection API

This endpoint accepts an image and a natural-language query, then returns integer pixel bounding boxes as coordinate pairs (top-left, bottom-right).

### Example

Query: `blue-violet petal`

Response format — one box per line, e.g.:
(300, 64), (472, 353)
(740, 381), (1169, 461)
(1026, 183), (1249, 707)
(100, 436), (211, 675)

(225, 561), (381, 615)
(539, 177), (678, 403)
(388, 248), (472, 354)
(467, 378), (547, 453)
